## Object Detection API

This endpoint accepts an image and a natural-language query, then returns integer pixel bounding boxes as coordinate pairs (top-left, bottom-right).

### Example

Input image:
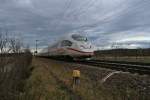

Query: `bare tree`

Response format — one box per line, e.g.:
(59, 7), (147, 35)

(9, 38), (22, 53)
(0, 30), (25, 54)
(0, 31), (10, 54)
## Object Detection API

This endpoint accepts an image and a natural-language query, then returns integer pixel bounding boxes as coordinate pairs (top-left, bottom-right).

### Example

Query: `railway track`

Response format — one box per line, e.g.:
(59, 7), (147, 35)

(74, 60), (150, 75)
(38, 57), (150, 75)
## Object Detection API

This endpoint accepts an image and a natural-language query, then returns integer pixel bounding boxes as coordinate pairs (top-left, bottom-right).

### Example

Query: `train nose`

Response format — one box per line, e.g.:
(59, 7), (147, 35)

(80, 45), (91, 49)
(80, 43), (92, 49)
(80, 44), (92, 49)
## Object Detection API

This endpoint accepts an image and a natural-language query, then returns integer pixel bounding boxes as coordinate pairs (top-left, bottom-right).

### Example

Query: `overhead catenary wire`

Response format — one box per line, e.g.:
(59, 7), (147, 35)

(60, 0), (100, 33)
(62, 0), (125, 32)
(68, 0), (97, 18)
(53, 0), (95, 34)
(55, 0), (124, 32)
(72, 0), (149, 31)
(75, 0), (99, 29)
(52, 0), (149, 34)
(70, 0), (99, 28)
(54, 0), (73, 31)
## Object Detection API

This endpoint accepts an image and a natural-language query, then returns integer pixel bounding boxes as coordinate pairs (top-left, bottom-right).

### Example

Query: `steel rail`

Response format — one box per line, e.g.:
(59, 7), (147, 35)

(75, 60), (150, 75)
(38, 56), (150, 75)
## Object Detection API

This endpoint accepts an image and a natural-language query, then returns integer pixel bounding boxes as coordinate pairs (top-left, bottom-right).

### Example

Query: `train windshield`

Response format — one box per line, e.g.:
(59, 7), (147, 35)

(72, 34), (88, 42)
(61, 40), (72, 47)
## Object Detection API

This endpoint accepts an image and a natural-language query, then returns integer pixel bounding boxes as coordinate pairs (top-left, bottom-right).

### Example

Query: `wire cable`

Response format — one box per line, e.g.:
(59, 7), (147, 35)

(73, 0), (149, 31)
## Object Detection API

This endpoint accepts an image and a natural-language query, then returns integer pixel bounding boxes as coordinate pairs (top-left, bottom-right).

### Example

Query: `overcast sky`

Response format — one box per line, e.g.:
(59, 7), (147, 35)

(0, 0), (150, 49)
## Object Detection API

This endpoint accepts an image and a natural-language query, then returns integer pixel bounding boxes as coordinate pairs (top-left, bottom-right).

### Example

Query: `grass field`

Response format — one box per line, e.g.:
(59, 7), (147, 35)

(94, 56), (150, 63)
(25, 57), (150, 100)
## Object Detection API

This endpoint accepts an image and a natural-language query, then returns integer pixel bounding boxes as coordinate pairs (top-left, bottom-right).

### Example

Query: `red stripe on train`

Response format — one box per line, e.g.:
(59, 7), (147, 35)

(67, 48), (93, 54)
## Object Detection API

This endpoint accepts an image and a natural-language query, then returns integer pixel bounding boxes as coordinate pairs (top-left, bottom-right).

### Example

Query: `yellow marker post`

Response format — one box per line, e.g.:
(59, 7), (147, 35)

(73, 70), (80, 78)
(72, 69), (80, 89)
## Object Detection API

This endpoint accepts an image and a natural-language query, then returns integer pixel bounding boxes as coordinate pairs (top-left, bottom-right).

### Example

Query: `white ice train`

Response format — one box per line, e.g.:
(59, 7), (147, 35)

(39, 33), (96, 59)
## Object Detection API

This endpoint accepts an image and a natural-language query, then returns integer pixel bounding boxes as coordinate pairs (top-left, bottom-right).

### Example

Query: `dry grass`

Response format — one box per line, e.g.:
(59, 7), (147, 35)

(25, 58), (150, 100)
(94, 56), (150, 63)
(0, 53), (32, 100)
(25, 58), (75, 100)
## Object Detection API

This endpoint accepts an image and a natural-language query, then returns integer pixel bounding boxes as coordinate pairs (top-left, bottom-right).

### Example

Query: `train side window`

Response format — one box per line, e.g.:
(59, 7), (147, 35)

(50, 43), (58, 48)
(61, 40), (72, 47)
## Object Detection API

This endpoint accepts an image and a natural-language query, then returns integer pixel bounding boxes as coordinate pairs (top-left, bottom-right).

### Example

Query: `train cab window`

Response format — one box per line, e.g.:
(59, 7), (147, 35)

(61, 40), (72, 47)
(72, 34), (88, 42)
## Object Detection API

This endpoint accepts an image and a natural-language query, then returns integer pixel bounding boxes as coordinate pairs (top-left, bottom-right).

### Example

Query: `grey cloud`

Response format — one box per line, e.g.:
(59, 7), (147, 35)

(0, 0), (150, 49)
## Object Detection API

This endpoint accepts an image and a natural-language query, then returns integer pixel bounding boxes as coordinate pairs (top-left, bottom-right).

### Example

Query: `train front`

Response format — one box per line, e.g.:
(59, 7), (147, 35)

(68, 34), (96, 58)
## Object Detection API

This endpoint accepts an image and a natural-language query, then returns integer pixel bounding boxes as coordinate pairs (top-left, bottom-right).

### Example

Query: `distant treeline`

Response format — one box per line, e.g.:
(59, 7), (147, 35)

(94, 48), (150, 57)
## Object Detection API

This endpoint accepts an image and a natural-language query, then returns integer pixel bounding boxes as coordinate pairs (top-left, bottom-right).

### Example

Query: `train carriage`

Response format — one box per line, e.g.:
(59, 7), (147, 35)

(39, 33), (96, 59)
